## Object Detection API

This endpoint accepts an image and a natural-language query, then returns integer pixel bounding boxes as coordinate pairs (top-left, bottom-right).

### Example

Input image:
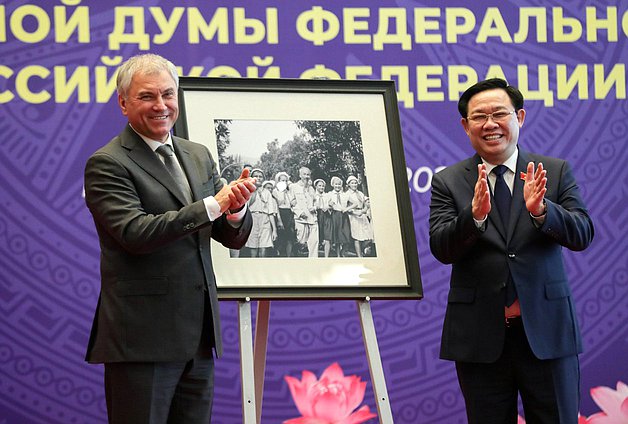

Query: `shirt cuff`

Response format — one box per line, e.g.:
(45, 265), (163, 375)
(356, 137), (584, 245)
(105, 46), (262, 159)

(226, 204), (247, 227)
(473, 216), (487, 230)
(203, 197), (247, 227)
(530, 212), (546, 227)
(203, 196), (222, 221)
(530, 200), (547, 227)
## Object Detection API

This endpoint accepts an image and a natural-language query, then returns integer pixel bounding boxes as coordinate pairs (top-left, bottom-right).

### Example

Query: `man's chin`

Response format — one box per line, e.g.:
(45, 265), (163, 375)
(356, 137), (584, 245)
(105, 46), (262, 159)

(150, 130), (171, 141)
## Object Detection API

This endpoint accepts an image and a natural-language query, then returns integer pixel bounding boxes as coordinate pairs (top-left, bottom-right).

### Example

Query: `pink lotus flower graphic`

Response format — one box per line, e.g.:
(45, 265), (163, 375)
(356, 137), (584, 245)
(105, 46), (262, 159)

(283, 362), (377, 424)
(587, 381), (628, 424)
(519, 413), (588, 423)
(517, 381), (628, 424)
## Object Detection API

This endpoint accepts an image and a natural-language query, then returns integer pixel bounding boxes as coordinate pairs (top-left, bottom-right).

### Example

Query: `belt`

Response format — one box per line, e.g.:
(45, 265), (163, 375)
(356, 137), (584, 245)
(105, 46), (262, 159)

(505, 315), (522, 328)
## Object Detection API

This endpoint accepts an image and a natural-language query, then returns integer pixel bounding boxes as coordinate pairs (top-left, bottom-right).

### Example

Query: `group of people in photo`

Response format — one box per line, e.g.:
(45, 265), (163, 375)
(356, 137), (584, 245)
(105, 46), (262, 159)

(233, 165), (376, 258)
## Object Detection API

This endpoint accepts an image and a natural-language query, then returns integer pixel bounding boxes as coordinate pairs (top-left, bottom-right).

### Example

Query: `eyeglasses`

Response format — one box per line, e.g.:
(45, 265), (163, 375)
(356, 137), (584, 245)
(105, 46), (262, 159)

(466, 110), (516, 125)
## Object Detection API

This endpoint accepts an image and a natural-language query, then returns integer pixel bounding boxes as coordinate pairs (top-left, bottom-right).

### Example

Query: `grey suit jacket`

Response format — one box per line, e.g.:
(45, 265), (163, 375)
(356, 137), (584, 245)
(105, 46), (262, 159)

(429, 149), (594, 363)
(84, 125), (251, 363)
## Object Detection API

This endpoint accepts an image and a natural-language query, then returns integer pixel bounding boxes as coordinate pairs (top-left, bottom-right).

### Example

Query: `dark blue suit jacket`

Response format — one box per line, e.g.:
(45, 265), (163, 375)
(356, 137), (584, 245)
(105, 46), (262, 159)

(429, 149), (593, 363)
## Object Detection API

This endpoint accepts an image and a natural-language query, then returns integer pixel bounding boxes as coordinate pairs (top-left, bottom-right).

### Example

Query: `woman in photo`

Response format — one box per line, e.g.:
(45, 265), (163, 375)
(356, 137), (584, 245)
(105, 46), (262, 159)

(313, 178), (333, 257)
(272, 171), (296, 257)
(345, 175), (373, 257)
(245, 169), (277, 257)
(326, 176), (352, 257)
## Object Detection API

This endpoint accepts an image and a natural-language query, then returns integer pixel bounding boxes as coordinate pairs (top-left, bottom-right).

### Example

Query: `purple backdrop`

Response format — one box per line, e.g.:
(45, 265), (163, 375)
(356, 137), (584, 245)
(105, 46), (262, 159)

(1, 1), (627, 423)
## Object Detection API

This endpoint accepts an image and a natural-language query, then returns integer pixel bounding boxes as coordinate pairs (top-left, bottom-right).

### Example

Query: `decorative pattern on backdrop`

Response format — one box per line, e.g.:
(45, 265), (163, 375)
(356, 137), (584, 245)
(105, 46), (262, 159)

(0, 1), (626, 422)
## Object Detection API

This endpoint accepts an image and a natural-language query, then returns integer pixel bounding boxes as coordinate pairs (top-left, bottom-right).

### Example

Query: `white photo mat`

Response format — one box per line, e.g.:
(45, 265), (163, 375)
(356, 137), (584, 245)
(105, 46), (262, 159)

(176, 78), (421, 299)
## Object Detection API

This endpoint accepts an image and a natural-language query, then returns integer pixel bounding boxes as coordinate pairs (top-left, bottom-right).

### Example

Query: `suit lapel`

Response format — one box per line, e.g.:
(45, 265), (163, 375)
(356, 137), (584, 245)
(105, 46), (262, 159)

(463, 155), (481, 192)
(121, 126), (189, 206)
(173, 139), (202, 202)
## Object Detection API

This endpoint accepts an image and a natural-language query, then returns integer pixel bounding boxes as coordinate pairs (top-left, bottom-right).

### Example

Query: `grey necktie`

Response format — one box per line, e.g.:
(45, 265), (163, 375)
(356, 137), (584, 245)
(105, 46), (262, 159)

(156, 144), (193, 204)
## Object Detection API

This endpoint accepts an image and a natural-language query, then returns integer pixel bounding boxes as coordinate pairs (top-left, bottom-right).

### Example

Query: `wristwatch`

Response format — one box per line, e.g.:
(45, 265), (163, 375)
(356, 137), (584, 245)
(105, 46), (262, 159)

(226, 205), (245, 215)
(530, 200), (547, 218)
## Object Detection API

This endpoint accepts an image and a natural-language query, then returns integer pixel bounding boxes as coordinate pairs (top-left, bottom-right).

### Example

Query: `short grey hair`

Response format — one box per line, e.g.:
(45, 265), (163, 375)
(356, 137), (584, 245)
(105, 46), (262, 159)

(116, 53), (179, 97)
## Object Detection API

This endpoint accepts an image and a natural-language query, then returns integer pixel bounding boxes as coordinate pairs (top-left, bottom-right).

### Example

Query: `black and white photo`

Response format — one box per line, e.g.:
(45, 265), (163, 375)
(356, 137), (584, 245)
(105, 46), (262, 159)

(214, 118), (377, 259)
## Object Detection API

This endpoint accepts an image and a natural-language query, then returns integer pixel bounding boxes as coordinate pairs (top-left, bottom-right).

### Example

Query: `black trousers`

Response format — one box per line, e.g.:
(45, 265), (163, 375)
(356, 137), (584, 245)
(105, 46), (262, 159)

(104, 296), (215, 424)
(455, 318), (580, 424)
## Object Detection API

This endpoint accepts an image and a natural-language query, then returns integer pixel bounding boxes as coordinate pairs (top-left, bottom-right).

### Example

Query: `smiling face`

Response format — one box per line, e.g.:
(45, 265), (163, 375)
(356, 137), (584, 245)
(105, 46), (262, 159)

(118, 70), (179, 142)
(251, 170), (264, 187)
(461, 88), (525, 165)
(299, 167), (311, 184)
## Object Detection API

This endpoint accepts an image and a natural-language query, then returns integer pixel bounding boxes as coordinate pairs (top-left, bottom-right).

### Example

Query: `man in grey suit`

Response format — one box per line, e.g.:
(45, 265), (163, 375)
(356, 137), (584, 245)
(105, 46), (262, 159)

(429, 78), (594, 423)
(84, 54), (256, 423)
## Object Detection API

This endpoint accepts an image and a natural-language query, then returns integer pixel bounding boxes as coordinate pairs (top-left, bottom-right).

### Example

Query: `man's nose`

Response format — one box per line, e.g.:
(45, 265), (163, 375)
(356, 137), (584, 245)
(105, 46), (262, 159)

(483, 116), (499, 127)
(153, 96), (166, 109)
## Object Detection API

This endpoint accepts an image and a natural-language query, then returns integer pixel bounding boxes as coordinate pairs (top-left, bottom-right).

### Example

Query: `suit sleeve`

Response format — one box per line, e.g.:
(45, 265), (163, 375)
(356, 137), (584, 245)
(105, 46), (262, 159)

(211, 211), (252, 249)
(429, 170), (484, 264)
(84, 152), (212, 254)
(536, 160), (594, 251)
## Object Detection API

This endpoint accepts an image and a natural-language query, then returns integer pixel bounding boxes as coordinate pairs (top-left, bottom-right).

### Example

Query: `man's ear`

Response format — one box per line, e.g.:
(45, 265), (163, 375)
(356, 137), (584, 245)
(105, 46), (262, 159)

(118, 94), (128, 116)
(461, 117), (470, 135)
(517, 108), (526, 127)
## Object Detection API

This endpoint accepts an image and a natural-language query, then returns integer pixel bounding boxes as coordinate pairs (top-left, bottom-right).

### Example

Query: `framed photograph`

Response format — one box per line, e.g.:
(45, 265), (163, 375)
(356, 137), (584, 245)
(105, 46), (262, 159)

(174, 76), (422, 300)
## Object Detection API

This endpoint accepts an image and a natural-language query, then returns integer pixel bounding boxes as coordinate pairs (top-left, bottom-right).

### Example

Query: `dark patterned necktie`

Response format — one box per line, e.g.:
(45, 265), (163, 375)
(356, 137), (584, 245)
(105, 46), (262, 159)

(492, 165), (511, 228)
(156, 144), (192, 204)
(493, 165), (517, 306)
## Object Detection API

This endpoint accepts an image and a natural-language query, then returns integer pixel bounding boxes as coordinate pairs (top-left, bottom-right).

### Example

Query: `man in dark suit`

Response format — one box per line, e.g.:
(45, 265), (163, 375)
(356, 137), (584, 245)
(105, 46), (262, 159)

(84, 54), (256, 423)
(429, 78), (594, 423)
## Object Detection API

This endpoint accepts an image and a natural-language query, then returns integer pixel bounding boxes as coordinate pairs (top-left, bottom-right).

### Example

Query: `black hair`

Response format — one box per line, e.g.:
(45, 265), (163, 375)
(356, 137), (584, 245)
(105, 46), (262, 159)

(457, 78), (524, 118)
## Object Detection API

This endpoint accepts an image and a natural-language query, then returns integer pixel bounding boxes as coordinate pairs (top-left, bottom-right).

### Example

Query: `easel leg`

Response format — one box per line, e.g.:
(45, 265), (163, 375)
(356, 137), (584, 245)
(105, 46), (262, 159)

(254, 300), (270, 424)
(357, 298), (394, 423)
(238, 299), (256, 423)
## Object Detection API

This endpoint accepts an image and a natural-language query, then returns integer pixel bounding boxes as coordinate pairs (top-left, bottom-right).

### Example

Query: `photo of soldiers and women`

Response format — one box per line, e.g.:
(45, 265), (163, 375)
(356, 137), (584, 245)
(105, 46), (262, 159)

(215, 119), (377, 259)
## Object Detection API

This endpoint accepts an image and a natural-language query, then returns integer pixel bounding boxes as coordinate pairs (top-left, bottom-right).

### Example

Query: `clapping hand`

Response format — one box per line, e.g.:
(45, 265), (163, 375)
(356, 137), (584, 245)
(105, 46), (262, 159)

(523, 162), (547, 216)
(216, 168), (257, 213)
(472, 163), (491, 220)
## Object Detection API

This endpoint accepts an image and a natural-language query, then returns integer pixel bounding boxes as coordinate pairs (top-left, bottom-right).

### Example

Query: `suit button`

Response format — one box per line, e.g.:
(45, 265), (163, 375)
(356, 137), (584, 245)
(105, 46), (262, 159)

(196, 284), (203, 291)
(508, 253), (515, 258)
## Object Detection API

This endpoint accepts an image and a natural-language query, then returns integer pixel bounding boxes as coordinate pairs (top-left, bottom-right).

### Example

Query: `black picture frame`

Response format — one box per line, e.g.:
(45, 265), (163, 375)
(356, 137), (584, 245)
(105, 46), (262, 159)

(174, 76), (422, 300)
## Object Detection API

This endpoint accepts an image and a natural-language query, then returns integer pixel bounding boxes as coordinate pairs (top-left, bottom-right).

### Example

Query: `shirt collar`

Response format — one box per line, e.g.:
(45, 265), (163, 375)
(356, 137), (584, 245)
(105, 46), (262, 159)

(129, 124), (173, 152)
(482, 148), (519, 175)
